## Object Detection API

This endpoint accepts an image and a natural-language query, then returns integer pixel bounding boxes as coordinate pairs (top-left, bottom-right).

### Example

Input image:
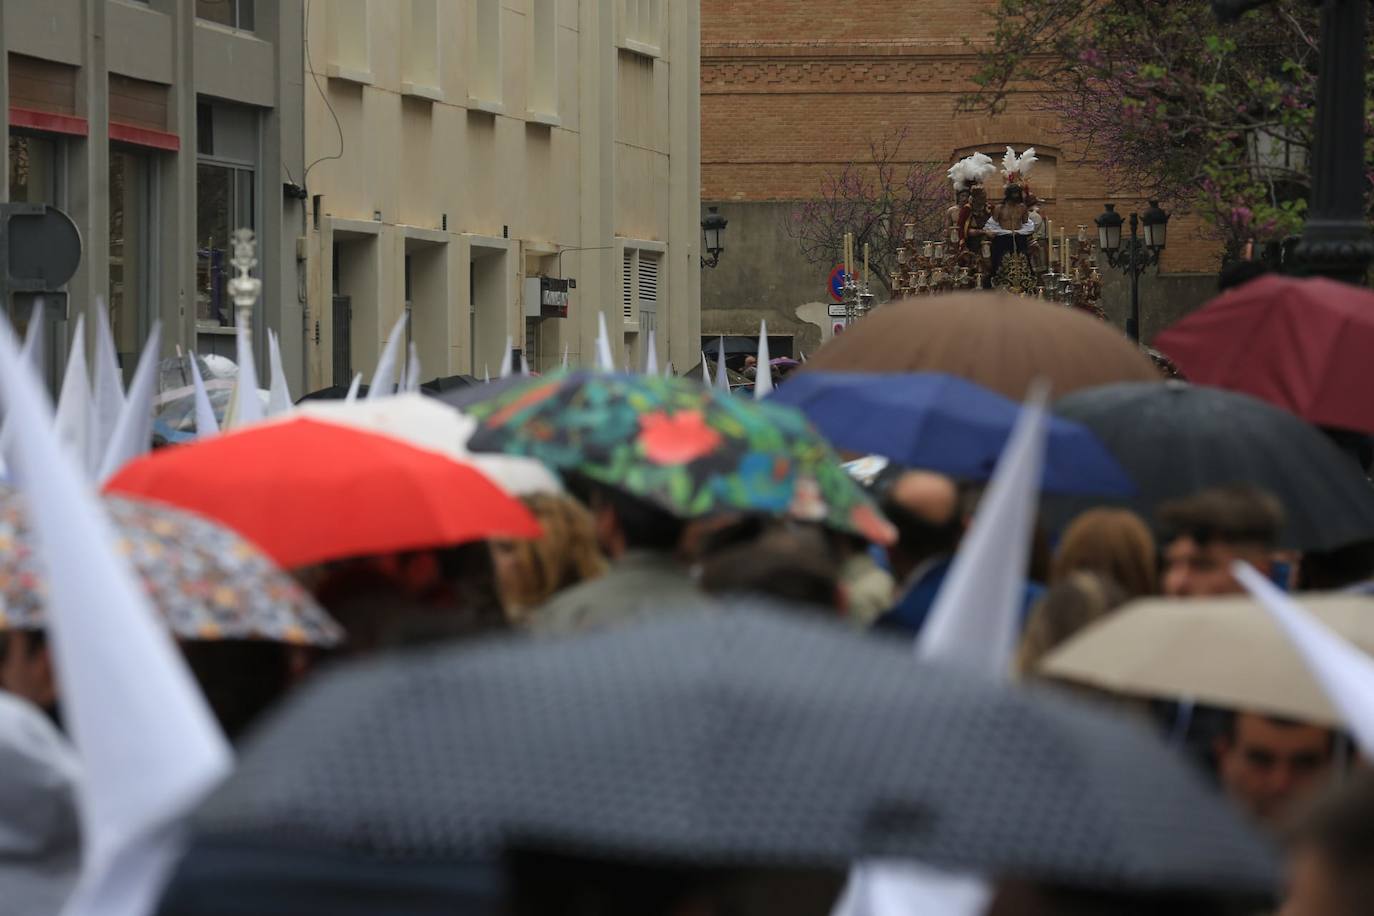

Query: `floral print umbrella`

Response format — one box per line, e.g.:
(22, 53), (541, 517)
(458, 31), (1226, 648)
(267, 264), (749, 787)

(0, 489), (343, 647)
(465, 372), (896, 545)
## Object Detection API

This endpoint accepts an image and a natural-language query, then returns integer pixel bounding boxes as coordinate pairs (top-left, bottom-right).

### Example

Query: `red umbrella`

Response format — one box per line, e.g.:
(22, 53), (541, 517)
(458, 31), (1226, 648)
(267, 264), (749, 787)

(105, 418), (541, 568)
(1155, 274), (1374, 432)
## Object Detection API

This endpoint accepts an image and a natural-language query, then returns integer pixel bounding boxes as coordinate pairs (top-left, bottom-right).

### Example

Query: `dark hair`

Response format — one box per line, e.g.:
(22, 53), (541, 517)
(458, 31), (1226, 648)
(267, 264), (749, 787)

(1217, 259), (1270, 293)
(881, 495), (962, 566)
(314, 543), (508, 656)
(988, 881), (1259, 916)
(1157, 485), (1284, 550)
(1287, 772), (1374, 912)
(699, 525), (841, 613)
(1215, 710), (1338, 757)
(568, 475), (685, 552)
(180, 639), (298, 741)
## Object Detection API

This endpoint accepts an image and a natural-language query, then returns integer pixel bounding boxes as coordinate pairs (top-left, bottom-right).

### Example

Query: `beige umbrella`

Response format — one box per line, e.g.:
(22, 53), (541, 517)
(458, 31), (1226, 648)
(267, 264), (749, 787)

(1039, 593), (1374, 728)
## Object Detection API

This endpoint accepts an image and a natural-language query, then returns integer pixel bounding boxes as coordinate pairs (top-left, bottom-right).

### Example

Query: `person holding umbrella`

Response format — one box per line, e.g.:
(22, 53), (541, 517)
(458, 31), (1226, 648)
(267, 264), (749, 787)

(1157, 486), (1285, 598)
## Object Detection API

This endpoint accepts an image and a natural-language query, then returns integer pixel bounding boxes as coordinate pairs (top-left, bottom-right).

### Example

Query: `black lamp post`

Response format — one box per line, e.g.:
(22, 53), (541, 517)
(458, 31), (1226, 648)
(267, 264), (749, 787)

(1095, 200), (1171, 342)
(701, 207), (728, 269)
(1213, 0), (1374, 283)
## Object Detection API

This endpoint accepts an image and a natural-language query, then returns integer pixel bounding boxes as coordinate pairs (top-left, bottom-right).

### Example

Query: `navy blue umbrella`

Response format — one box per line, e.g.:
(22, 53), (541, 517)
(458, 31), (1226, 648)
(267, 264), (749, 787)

(772, 371), (1134, 497)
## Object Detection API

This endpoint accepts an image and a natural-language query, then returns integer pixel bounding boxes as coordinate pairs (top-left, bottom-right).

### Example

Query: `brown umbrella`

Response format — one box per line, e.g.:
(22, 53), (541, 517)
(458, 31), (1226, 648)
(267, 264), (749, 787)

(803, 293), (1161, 399)
(1039, 593), (1374, 729)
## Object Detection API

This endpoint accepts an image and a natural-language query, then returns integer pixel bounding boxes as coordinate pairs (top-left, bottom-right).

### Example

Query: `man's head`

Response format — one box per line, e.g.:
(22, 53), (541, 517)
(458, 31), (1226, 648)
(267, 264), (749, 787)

(881, 471), (962, 582)
(1281, 773), (1374, 916)
(1158, 486), (1284, 597)
(1003, 185), (1025, 204)
(1214, 711), (1335, 827)
(0, 630), (57, 718)
(570, 477), (686, 560)
(955, 187), (971, 205)
(970, 187), (988, 210)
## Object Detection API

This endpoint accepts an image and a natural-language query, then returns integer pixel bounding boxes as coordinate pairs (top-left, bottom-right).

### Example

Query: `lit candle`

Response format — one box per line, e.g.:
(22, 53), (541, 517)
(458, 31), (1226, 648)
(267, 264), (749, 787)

(863, 243), (870, 287)
(1062, 228), (1069, 274)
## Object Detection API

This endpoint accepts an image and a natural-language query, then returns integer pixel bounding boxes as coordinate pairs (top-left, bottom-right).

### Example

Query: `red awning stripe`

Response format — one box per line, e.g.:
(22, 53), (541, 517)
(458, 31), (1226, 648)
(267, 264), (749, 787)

(9, 107), (89, 136)
(109, 121), (180, 151)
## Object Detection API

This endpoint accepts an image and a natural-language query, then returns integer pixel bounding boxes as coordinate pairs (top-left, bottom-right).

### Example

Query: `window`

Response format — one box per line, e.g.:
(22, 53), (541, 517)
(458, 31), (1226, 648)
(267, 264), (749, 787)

(7, 133), (61, 204)
(196, 100), (258, 328)
(196, 0), (254, 31)
(403, 0), (441, 96)
(621, 244), (662, 330)
(469, 0), (503, 107)
(618, 0), (664, 58)
(528, 0), (557, 119)
(330, 0), (371, 82)
(109, 149), (156, 382)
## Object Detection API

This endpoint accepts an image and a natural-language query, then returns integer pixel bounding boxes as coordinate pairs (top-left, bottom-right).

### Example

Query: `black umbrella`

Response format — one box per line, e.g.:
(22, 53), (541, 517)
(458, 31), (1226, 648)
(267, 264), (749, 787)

(159, 608), (1273, 913)
(296, 383), (369, 403)
(1053, 382), (1374, 551)
(432, 374), (536, 411)
(420, 374), (481, 394)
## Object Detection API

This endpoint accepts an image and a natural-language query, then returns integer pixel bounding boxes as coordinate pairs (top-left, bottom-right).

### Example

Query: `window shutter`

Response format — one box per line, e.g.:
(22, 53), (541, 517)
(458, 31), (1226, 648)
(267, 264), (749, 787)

(622, 249), (635, 322)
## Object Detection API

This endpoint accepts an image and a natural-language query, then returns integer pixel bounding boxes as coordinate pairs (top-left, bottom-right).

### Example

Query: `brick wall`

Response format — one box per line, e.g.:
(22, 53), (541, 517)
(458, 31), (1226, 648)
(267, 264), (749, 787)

(701, 1), (1221, 275)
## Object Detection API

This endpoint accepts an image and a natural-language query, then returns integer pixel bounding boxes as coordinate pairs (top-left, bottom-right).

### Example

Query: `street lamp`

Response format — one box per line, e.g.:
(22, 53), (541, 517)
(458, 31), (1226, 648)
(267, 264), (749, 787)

(701, 206), (728, 269)
(1095, 201), (1170, 343)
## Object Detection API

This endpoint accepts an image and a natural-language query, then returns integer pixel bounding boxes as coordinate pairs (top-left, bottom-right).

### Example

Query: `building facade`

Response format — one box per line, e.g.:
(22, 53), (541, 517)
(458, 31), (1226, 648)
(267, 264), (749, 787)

(700, 1), (1218, 356)
(2, 0), (305, 390)
(301, 0), (702, 388)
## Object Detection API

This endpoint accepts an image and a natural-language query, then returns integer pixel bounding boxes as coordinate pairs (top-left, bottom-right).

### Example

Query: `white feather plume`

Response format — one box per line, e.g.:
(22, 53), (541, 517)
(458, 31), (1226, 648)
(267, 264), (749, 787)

(1016, 147), (1038, 178)
(1001, 146), (1018, 178)
(1001, 146), (1038, 181)
(948, 153), (998, 191)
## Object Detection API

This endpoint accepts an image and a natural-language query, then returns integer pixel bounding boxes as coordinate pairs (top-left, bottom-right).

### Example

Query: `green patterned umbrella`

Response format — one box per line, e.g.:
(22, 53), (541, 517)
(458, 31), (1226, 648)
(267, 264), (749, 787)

(0, 488), (343, 647)
(464, 372), (895, 544)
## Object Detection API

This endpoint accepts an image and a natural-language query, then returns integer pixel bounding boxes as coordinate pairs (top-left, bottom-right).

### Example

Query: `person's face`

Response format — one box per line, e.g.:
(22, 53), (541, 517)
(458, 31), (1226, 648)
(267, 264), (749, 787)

(1280, 846), (1344, 916)
(1162, 536), (1267, 597)
(0, 631), (57, 711)
(971, 188), (987, 209)
(1215, 714), (1334, 825)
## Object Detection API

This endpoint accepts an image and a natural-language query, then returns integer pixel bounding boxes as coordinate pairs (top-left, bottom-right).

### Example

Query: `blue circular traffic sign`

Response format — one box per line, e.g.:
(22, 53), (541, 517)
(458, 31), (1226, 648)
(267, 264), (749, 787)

(828, 265), (848, 303)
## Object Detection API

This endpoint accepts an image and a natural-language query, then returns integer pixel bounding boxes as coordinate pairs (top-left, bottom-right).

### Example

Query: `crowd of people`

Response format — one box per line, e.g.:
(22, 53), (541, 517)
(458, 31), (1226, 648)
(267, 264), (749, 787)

(2, 269), (1374, 916)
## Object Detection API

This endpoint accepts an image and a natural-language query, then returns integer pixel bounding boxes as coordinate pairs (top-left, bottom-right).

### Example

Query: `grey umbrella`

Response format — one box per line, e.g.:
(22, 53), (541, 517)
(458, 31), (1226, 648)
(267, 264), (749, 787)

(157, 607), (1274, 912)
(1052, 381), (1374, 550)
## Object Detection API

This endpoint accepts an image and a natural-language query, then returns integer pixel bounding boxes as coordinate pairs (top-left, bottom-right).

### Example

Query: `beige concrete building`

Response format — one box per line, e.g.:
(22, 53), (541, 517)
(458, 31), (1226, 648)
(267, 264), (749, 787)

(301, 0), (702, 386)
(2, 0), (306, 389)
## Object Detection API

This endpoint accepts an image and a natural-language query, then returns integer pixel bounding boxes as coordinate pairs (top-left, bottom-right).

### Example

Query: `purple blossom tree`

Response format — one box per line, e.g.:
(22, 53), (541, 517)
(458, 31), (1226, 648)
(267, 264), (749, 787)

(785, 129), (949, 297)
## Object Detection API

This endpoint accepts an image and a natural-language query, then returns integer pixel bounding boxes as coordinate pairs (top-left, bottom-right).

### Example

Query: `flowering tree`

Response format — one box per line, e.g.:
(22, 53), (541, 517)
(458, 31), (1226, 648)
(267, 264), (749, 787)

(786, 129), (949, 297)
(965, 0), (1373, 259)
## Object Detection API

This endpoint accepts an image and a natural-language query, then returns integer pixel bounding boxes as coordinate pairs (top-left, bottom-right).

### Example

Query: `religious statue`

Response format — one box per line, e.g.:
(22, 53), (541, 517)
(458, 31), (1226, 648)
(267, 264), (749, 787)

(985, 147), (1038, 291)
(946, 152), (997, 259)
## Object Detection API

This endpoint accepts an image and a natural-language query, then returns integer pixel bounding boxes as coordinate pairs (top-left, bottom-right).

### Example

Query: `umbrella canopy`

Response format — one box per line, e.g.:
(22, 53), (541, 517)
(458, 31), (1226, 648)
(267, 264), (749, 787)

(465, 373), (895, 544)
(1053, 381), (1374, 551)
(801, 292), (1161, 399)
(0, 489), (342, 647)
(296, 383), (370, 403)
(1155, 274), (1374, 433)
(431, 374), (536, 411)
(1040, 592), (1374, 730)
(168, 608), (1274, 905)
(154, 356), (235, 440)
(104, 419), (541, 569)
(771, 371), (1134, 497)
(419, 374), (481, 393)
(293, 394), (562, 495)
(701, 336), (758, 357)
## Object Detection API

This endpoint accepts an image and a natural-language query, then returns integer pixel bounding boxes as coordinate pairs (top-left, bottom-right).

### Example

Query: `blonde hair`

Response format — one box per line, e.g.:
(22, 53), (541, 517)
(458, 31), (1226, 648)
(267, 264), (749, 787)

(1051, 508), (1158, 599)
(1015, 571), (1126, 677)
(496, 493), (608, 621)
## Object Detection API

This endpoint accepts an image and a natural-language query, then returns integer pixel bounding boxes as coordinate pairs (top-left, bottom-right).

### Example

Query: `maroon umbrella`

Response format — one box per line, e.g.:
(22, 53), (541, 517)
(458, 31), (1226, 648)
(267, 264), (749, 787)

(1155, 274), (1374, 433)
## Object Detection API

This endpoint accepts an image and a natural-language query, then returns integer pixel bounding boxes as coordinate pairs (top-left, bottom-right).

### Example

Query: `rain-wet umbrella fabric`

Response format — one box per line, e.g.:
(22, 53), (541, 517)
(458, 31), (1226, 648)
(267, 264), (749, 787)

(1155, 274), (1374, 433)
(168, 608), (1275, 903)
(0, 488), (342, 647)
(430, 374), (533, 411)
(465, 373), (895, 545)
(1052, 381), (1374, 551)
(1040, 592), (1374, 731)
(105, 419), (542, 569)
(297, 384), (370, 403)
(771, 371), (1134, 497)
(801, 292), (1161, 399)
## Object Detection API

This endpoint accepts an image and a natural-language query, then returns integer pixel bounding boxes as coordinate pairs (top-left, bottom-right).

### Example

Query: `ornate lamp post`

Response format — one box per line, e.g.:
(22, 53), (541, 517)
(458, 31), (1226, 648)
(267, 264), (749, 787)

(1095, 201), (1170, 342)
(701, 207), (728, 269)
(1213, 0), (1374, 283)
